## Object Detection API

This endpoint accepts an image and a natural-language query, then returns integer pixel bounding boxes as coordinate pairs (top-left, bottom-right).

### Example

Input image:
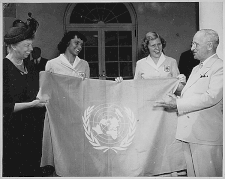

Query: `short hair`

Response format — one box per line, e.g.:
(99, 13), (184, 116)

(32, 47), (41, 57)
(200, 29), (219, 49)
(57, 31), (87, 54)
(141, 32), (166, 55)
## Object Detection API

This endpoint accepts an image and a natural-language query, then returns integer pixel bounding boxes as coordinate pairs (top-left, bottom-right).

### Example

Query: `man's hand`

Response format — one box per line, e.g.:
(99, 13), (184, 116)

(154, 93), (178, 111)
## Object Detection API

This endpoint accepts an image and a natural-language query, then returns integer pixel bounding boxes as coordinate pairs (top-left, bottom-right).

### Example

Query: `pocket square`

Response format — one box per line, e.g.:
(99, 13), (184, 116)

(200, 74), (208, 78)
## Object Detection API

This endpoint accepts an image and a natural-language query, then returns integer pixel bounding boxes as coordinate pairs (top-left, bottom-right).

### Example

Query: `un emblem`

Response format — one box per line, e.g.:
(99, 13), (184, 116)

(82, 103), (137, 153)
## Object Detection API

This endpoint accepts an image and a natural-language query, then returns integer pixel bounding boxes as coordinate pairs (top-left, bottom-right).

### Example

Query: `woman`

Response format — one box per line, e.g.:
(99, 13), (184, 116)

(45, 31), (90, 78)
(116, 32), (187, 176)
(116, 32), (186, 93)
(3, 21), (49, 176)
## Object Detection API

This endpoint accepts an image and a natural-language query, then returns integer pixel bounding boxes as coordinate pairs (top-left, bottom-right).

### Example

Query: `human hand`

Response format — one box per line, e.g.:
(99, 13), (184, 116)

(154, 93), (178, 111)
(31, 99), (47, 108)
(115, 77), (123, 83)
(177, 74), (186, 84)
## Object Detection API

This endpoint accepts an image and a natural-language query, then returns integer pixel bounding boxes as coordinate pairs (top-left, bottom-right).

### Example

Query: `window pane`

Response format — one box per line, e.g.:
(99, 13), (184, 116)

(85, 47), (98, 62)
(116, 12), (131, 23)
(105, 31), (118, 46)
(119, 47), (132, 61)
(70, 3), (132, 24)
(119, 31), (132, 46)
(105, 47), (118, 61)
(106, 62), (118, 77)
(79, 31), (98, 46)
(120, 62), (133, 77)
(89, 63), (99, 78)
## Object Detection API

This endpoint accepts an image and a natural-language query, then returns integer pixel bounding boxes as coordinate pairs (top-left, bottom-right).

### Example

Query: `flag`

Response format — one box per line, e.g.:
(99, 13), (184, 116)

(40, 72), (186, 177)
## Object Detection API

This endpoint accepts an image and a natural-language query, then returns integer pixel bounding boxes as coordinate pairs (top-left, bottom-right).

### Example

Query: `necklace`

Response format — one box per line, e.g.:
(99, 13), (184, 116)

(12, 60), (23, 66)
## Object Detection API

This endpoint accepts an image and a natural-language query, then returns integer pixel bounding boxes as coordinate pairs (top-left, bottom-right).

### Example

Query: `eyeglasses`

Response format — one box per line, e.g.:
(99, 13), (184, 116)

(191, 41), (212, 49)
(191, 42), (200, 49)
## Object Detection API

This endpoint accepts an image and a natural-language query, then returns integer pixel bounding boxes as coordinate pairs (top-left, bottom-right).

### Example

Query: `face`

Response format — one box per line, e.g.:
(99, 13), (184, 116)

(191, 32), (208, 61)
(147, 38), (163, 59)
(31, 49), (40, 59)
(67, 35), (84, 57)
(13, 39), (33, 60)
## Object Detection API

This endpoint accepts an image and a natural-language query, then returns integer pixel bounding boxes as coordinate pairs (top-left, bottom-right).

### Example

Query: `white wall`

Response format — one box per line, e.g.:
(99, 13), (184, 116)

(199, 2), (223, 59)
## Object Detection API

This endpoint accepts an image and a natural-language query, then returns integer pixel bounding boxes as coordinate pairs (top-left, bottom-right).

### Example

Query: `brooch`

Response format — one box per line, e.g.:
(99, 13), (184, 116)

(78, 72), (86, 78)
(164, 65), (170, 72)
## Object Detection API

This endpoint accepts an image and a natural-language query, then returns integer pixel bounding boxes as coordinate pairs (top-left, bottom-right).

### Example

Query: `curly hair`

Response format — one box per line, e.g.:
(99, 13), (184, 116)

(141, 32), (166, 55)
(57, 31), (87, 54)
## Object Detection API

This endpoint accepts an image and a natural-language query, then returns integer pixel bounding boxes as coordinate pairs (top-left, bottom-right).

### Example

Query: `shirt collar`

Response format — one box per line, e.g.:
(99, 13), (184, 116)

(147, 53), (166, 68)
(201, 53), (216, 66)
(60, 54), (81, 68)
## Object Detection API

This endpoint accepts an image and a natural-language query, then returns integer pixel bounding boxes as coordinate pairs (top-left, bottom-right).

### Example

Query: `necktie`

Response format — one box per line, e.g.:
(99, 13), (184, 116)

(199, 61), (203, 69)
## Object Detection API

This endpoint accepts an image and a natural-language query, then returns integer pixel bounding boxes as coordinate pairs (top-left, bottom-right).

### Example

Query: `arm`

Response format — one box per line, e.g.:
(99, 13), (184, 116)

(134, 62), (141, 80)
(3, 61), (46, 118)
(177, 64), (223, 114)
(14, 100), (46, 113)
(172, 60), (186, 95)
(45, 60), (54, 73)
(85, 61), (90, 78)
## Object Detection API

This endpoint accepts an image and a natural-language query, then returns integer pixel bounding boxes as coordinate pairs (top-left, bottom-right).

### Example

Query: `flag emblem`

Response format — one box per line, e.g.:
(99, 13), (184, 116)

(82, 103), (137, 153)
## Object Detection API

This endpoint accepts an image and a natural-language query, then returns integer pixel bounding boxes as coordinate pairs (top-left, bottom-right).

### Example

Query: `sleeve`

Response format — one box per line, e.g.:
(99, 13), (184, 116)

(45, 61), (54, 73)
(3, 61), (15, 120)
(177, 62), (223, 114)
(134, 61), (141, 80)
(85, 61), (90, 78)
(171, 59), (180, 77)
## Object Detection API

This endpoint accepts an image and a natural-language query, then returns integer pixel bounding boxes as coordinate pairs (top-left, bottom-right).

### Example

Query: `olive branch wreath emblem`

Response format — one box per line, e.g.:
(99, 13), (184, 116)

(82, 105), (136, 153)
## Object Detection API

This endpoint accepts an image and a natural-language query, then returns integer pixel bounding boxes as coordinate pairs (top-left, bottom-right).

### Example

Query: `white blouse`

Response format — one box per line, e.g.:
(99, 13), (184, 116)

(45, 54), (90, 78)
(134, 53), (180, 79)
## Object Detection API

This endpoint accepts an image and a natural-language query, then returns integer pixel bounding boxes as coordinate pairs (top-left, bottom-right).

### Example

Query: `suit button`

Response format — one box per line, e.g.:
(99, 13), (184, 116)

(187, 116), (190, 118)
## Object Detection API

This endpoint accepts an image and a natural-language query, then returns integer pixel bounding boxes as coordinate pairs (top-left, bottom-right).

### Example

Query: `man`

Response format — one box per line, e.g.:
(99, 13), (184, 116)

(31, 47), (48, 72)
(154, 29), (223, 177)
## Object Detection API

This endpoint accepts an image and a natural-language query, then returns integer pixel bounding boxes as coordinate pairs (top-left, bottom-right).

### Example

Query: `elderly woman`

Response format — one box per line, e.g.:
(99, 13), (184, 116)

(116, 32), (186, 93)
(3, 21), (52, 176)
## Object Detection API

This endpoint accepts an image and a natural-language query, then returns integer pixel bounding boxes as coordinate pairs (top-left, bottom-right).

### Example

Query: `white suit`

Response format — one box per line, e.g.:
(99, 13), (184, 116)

(176, 54), (223, 176)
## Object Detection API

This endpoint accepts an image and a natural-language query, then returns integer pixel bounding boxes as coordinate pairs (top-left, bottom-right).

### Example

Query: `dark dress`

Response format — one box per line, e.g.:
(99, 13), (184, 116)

(3, 58), (45, 176)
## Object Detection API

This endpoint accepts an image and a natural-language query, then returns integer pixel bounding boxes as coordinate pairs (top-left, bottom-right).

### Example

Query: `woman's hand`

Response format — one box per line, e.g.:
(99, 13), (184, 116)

(30, 99), (47, 108)
(115, 77), (123, 83)
(14, 99), (47, 112)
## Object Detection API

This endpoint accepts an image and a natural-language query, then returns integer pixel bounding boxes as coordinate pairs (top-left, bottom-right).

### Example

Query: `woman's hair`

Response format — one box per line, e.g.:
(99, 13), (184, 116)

(141, 32), (166, 55)
(57, 31), (87, 54)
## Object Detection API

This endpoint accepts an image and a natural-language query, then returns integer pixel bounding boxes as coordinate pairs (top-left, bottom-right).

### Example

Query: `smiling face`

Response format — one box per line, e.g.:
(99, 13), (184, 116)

(147, 38), (163, 59)
(12, 39), (33, 60)
(191, 31), (209, 61)
(67, 35), (84, 57)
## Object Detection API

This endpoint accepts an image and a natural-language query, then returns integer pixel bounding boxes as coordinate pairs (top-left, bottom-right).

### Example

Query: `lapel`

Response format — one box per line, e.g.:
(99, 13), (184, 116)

(145, 54), (166, 70)
(145, 56), (158, 70)
(60, 54), (75, 71)
(181, 54), (219, 96)
(157, 54), (166, 68)
(60, 55), (82, 72)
